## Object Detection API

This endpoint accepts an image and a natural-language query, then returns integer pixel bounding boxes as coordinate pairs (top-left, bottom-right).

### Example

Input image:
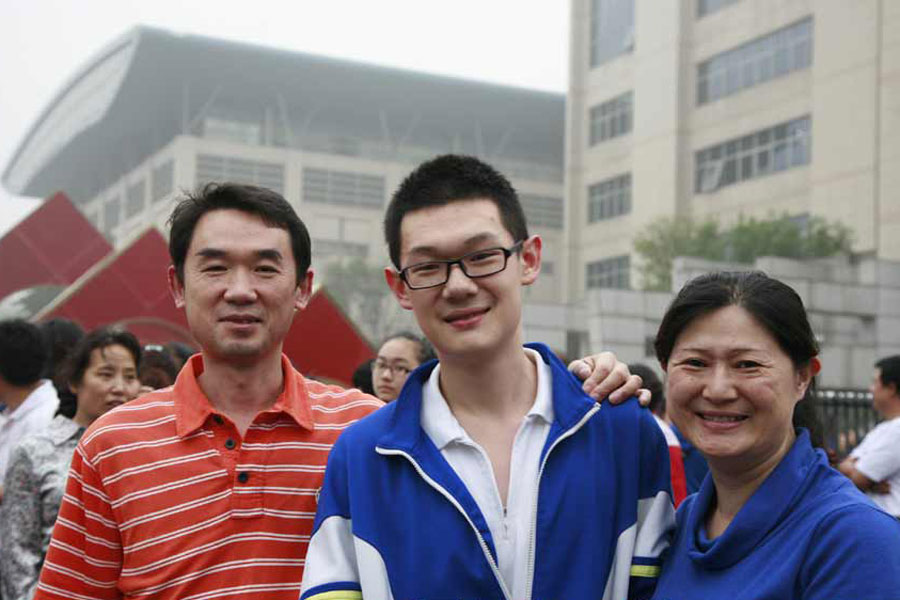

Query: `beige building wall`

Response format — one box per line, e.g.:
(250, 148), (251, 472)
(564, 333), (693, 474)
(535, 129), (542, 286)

(568, 0), (900, 301)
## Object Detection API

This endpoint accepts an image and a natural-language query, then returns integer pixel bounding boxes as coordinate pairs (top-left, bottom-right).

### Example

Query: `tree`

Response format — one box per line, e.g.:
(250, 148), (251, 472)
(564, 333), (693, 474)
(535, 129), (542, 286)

(321, 258), (415, 343)
(634, 214), (853, 291)
(633, 217), (726, 291)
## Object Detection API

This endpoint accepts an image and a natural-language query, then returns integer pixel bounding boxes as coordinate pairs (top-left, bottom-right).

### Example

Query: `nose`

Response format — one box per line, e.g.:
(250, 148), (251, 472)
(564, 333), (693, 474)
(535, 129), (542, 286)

(442, 263), (478, 299)
(223, 268), (257, 303)
(702, 364), (738, 402)
(108, 374), (127, 395)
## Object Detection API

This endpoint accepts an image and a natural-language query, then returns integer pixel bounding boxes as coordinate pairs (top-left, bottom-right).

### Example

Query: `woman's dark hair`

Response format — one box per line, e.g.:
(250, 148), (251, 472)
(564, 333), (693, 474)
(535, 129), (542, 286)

(654, 271), (823, 447)
(58, 327), (142, 418)
(629, 363), (665, 417)
(139, 346), (179, 390)
(379, 331), (436, 365)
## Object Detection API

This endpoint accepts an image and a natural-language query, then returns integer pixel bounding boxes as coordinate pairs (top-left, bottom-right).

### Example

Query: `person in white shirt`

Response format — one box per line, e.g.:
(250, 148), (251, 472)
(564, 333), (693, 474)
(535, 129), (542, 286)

(0, 319), (59, 503)
(839, 355), (900, 517)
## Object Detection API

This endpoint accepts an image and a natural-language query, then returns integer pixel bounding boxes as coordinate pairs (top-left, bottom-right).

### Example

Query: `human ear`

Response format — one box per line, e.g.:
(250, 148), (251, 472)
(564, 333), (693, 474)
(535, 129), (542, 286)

(385, 267), (414, 310)
(519, 235), (542, 286)
(167, 265), (185, 309)
(293, 269), (315, 311)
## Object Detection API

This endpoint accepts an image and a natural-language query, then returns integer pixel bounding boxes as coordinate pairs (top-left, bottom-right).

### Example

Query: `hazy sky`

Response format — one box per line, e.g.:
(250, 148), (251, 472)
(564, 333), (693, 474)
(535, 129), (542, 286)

(0, 0), (570, 236)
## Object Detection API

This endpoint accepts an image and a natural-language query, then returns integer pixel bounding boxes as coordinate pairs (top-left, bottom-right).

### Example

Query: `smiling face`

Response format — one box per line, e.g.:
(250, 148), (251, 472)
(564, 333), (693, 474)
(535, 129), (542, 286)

(72, 344), (141, 427)
(372, 337), (421, 401)
(168, 209), (312, 367)
(385, 199), (540, 363)
(665, 305), (813, 472)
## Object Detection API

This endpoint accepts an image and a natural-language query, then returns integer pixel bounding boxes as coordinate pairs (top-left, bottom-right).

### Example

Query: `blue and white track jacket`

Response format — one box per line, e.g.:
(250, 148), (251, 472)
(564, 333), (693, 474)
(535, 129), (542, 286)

(300, 343), (675, 600)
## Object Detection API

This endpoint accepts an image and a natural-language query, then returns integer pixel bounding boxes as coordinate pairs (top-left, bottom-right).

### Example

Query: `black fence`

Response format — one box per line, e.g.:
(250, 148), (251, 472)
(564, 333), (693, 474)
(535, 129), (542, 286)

(816, 388), (878, 456)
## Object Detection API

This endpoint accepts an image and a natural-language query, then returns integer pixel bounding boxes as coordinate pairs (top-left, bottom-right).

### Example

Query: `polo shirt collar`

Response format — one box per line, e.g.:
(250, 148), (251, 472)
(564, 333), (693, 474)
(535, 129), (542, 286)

(174, 354), (314, 437)
(420, 347), (554, 452)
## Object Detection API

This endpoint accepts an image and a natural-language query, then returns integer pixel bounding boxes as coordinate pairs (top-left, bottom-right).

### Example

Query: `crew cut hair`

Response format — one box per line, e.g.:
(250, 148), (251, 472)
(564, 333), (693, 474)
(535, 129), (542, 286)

(876, 355), (900, 393)
(168, 182), (311, 284)
(384, 154), (528, 268)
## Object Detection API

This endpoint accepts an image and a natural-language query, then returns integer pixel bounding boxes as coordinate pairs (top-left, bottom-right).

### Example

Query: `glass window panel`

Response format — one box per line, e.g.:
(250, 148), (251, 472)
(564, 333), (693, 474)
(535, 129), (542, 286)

(773, 142), (788, 170)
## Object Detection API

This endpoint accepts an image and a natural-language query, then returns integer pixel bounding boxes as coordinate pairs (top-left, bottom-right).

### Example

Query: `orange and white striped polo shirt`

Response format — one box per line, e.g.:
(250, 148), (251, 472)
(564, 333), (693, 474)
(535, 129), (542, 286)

(35, 354), (383, 600)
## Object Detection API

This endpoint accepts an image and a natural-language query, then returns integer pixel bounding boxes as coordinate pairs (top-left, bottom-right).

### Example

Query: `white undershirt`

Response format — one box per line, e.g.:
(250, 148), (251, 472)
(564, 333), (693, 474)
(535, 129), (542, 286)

(420, 348), (553, 598)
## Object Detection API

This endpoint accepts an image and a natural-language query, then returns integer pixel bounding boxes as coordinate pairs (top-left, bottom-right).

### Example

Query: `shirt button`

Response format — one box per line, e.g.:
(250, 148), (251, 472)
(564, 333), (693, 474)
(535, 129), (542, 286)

(237, 471), (249, 483)
(213, 415), (224, 425)
(225, 438), (236, 450)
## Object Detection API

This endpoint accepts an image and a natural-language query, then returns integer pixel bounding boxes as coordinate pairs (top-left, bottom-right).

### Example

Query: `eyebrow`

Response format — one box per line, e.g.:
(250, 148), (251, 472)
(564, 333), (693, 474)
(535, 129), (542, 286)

(406, 232), (504, 260)
(195, 248), (284, 261)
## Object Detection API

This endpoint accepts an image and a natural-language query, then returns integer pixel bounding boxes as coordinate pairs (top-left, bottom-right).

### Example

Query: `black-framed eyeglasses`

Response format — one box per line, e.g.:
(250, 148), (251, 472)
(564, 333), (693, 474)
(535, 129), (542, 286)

(399, 240), (525, 290)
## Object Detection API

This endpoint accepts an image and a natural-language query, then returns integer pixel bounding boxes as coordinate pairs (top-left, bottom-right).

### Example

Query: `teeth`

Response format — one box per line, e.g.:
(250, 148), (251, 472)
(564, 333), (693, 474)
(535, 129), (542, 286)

(702, 415), (745, 422)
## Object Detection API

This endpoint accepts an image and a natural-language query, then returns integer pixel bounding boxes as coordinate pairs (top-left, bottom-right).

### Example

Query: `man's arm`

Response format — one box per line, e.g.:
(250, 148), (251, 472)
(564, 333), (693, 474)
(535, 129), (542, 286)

(837, 456), (890, 493)
(300, 434), (365, 599)
(34, 444), (123, 600)
(627, 411), (676, 600)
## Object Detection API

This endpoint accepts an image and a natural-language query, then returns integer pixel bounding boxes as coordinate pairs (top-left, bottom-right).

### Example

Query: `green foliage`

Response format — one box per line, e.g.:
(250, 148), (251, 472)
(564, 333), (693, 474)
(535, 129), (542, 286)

(634, 214), (853, 291)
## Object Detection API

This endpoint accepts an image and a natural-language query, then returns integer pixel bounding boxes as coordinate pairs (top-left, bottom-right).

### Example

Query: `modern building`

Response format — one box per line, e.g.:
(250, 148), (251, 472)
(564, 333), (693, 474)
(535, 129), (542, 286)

(2, 26), (567, 304)
(566, 0), (900, 300)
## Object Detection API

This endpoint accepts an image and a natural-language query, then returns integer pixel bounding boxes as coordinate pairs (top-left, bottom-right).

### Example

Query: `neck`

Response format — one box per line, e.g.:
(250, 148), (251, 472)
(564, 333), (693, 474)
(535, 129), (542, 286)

(197, 350), (286, 434)
(881, 400), (900, 420)
(706, 429), (796, 538)
(1, 380), (44, 413)
(437, 338), (536, 420)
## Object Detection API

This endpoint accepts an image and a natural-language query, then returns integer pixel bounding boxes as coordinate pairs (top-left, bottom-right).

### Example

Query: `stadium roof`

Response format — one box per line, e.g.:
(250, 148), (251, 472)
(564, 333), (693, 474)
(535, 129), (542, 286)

(3, 26), (566, 203)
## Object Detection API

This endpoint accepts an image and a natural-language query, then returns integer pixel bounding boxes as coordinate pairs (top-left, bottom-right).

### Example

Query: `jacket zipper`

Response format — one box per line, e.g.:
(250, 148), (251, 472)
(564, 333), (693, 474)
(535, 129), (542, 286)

(375, 447), (513, 600)
(524, 404), (601, 600)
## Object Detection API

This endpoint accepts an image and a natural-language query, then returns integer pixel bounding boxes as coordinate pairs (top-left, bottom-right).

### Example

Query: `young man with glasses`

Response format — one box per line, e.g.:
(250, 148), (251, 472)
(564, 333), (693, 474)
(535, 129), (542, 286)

(301, 155), (674, 599)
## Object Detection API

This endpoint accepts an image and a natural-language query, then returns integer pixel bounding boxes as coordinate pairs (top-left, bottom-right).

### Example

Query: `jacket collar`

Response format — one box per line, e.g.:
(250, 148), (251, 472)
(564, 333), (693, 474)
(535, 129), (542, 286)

(174, 354), (314, 437)
(376, 342), (595, 453)
(685, 429), (819, 569)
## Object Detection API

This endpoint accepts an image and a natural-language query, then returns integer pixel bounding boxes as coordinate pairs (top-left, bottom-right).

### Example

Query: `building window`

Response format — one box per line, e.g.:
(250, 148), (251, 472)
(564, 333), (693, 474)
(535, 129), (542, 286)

(590, 0), (635, 68)
(196, 154), (284, 194)
(589, 91), (633, 145)
(695, 115), (810, 193)
(125, 180), (145, 218)
(698, 17), (812, 105)
(586, 255), (630, 289)
(520, 194), (563, 229)
(697, 0), (740, 18)
(203, 117), (261, 146)
(104, 196), (121, 231)
(588, 173), (631, 222)
(302, 168), (385, 209)
(152, 160), (174, 203)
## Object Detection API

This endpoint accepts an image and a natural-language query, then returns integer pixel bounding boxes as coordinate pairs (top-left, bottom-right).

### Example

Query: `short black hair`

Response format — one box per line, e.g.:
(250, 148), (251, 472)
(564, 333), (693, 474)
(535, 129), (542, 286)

(876, 355), (900, 394)
(379, 331), (436, 366)
(0, 319), (48, 387)
(655, 271), (823, 447)
(168, 182), (312, 284)
(384, 154), (528, 268)
(629, 363), (664, 417)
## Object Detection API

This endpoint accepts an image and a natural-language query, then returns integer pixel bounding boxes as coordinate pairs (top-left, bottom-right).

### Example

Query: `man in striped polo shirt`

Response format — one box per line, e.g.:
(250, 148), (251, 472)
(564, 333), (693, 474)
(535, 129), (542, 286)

(35, 183), (640, 600)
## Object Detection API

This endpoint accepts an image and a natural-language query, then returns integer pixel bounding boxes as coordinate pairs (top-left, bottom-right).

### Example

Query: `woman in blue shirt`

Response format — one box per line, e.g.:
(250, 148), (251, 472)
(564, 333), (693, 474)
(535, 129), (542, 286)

(652, 271), (900, 600)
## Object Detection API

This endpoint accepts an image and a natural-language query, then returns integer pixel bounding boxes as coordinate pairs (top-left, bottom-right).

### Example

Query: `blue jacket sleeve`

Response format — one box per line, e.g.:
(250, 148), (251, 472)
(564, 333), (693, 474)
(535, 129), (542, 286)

(628, 409), (676, 600)
(299, 432), (362, 600)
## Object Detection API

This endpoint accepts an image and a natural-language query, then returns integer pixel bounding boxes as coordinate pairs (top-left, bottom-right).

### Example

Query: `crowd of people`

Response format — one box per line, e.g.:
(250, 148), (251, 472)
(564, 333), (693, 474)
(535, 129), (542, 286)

(0, 153), (897, 599)
(0, 320), (194, 599)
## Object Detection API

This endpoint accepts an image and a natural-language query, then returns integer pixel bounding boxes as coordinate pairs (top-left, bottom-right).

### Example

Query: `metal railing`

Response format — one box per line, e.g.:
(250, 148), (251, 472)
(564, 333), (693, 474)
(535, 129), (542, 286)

(815, 388), (878, 455)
